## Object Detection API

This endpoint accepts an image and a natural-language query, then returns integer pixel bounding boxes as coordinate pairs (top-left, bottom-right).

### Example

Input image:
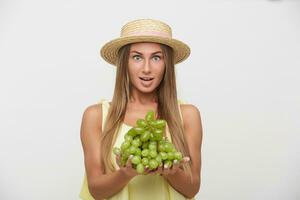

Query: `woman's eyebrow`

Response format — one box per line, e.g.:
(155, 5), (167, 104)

(130, 50), (163, 55)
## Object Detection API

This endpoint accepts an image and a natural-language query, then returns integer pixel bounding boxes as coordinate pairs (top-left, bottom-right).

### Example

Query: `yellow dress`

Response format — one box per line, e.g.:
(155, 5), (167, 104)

(79, 99), (194, 200)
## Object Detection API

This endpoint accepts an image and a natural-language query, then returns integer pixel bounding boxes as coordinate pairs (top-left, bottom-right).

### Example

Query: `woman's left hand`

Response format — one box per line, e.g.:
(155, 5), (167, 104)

(144, 156), (190, 176)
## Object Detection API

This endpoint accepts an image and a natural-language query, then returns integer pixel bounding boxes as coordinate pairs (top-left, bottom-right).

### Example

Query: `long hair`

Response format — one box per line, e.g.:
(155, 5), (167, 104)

(100, 42), (192, 180)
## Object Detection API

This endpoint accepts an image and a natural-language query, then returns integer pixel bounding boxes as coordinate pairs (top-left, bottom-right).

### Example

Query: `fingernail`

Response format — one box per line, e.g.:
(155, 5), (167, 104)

(164, 164), (168, 169)
(129, 155), (133, 159)
(173, 160), (178, 164)
(185, 157), (190, 162)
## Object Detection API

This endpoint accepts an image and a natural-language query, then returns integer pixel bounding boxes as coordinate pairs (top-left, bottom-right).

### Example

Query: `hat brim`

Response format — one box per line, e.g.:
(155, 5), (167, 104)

(100, 35), (190, 66)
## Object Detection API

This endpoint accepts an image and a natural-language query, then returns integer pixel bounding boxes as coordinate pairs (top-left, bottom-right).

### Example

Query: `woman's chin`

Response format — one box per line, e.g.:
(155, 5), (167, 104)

(136, 85), (156, 93)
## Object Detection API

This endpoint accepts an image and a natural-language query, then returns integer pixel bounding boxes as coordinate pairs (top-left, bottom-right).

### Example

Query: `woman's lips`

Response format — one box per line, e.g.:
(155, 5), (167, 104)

(139, 77), (154, 81)
(139, 77), (154, 86)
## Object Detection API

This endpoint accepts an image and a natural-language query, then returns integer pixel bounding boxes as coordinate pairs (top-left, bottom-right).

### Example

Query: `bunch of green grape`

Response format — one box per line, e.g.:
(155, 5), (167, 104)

(113, 110), (183, 174)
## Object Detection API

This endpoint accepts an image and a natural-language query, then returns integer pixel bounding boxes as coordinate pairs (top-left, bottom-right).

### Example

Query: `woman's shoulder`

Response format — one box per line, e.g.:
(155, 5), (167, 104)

(179, 102), (203, 148)
(180, 103), (201, 120)
(81, 103), (103, 129)
(178, 99), (201, 116)
(84, 98), (107, 115)
(81, 98), (112, 122)
(83, 103), (102, 114)
(178, 101), (202, 132)
(81, 98), (111, 128)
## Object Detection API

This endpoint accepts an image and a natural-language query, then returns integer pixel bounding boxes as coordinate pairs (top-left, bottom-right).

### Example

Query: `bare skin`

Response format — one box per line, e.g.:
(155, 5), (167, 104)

(80, 42), (203, 199)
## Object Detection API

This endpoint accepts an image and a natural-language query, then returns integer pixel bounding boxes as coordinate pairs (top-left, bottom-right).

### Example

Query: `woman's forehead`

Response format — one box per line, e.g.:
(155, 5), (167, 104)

(129, 42), (162, 53)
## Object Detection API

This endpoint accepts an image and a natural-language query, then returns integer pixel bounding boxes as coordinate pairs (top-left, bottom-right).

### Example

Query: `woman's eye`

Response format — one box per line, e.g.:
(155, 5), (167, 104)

(133, 55), (141, 61)
(132, 55), (161, 61)
(153, 56), (161, 61)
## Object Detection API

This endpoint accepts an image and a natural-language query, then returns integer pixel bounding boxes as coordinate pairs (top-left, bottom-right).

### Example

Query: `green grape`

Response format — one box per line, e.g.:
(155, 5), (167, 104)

(136, 163), (145, 174)
(123, 148), (131, 159)
(164, 160), (172, 168)
(155, 154), (162, 165)
(164, 142), (174, 152)
(145, 125), (152, 132)
(148, 120), (156, 128)
(127, 128), (137, 137)
(142, 157), (149, 165)
(152, 119), (166, 129)
(154, 129), (163, 135)
(159, 139), (166, 145)
(141, 149), (149, 157)
(149, 133), (156, 141)
(158, 143), (165, 152)
(140, 130), (151, 142)
(129, 146), (137, 154)
(167, 152), (175, 160)
(124, 134), (133, 142)
(135, 148), (142, 156)
(113, 147), (121, 155)
(142, 141), (149, 149)
(132, 138), (142, 147)
(136, 119), (147, 128)
(133, 127), (145, 135)
(153, 131), (163, 141)
(131, 155), (141, 165)
(121, 141), (130, 150)
(145, 111), (155, 122)
(149, 159), (159, 169)
(174, 152), (183, 161)
(159, 152), (168, 160)
(149, 141), (157, 146)
(148, 143), (157, 151)
(149, 150), (157, 158)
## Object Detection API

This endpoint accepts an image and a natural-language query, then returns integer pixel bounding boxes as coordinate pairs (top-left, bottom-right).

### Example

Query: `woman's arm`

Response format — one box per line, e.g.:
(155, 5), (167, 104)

(87, 168), (134, 200)
(80, 104), (136, 200)
(163, 104), (203, 199)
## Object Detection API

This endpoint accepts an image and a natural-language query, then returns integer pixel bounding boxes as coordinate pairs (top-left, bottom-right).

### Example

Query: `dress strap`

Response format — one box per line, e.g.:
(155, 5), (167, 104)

(177, 99), (186, 127)
(98, 98), (110, 132)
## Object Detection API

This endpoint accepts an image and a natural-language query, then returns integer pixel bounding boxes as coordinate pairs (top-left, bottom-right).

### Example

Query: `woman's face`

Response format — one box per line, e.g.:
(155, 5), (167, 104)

(128, 42), (165, 93)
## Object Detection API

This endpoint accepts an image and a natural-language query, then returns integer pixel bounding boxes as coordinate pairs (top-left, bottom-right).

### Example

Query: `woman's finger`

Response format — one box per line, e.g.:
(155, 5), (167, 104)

(167, 159), (181, 175)
(157, 163), (163, 176)
(147, 168), (158, 175)
(143, 165), (149, 174)
(144, 163), (161, 175)
(163, 162), (171, 175)
(116, 154), (121, 167)
(179, 156), (190, 165)
(144, 165), (156, 175)
(127, 155), (134, 166)
(172, 160), (180, 170)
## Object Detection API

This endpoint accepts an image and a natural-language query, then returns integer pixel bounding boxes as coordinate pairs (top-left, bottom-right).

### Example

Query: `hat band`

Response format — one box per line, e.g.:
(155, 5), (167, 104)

(122, 30), (171, 39)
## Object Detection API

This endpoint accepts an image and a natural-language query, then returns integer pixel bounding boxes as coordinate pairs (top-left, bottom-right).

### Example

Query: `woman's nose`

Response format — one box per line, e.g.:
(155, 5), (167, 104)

(142, 59), (151, 73)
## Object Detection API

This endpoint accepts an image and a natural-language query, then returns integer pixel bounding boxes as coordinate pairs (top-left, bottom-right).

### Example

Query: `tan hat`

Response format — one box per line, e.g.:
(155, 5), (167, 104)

(100, 18), (191, 66)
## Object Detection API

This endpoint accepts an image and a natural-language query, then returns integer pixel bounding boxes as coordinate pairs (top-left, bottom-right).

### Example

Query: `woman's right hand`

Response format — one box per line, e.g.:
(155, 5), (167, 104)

(116, 154), (139, 178)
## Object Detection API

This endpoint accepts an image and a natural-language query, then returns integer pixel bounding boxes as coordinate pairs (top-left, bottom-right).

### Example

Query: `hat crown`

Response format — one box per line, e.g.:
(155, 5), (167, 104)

(120, 19), (172, 39)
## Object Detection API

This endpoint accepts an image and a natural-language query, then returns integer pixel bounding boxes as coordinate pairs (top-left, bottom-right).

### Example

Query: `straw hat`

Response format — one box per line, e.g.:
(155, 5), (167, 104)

(100, 18), (191, 66)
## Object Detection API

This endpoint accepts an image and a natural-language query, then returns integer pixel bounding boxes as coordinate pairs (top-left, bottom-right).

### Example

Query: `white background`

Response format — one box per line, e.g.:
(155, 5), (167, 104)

(0, 0), (299, 199)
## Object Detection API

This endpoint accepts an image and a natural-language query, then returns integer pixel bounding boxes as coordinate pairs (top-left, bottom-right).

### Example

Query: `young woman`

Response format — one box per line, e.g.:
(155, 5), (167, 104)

(79, 19), (203, 200)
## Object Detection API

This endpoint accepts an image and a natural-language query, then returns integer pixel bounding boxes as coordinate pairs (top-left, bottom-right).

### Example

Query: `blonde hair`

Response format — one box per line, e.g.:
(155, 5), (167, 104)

(100, 43), (192, 180)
